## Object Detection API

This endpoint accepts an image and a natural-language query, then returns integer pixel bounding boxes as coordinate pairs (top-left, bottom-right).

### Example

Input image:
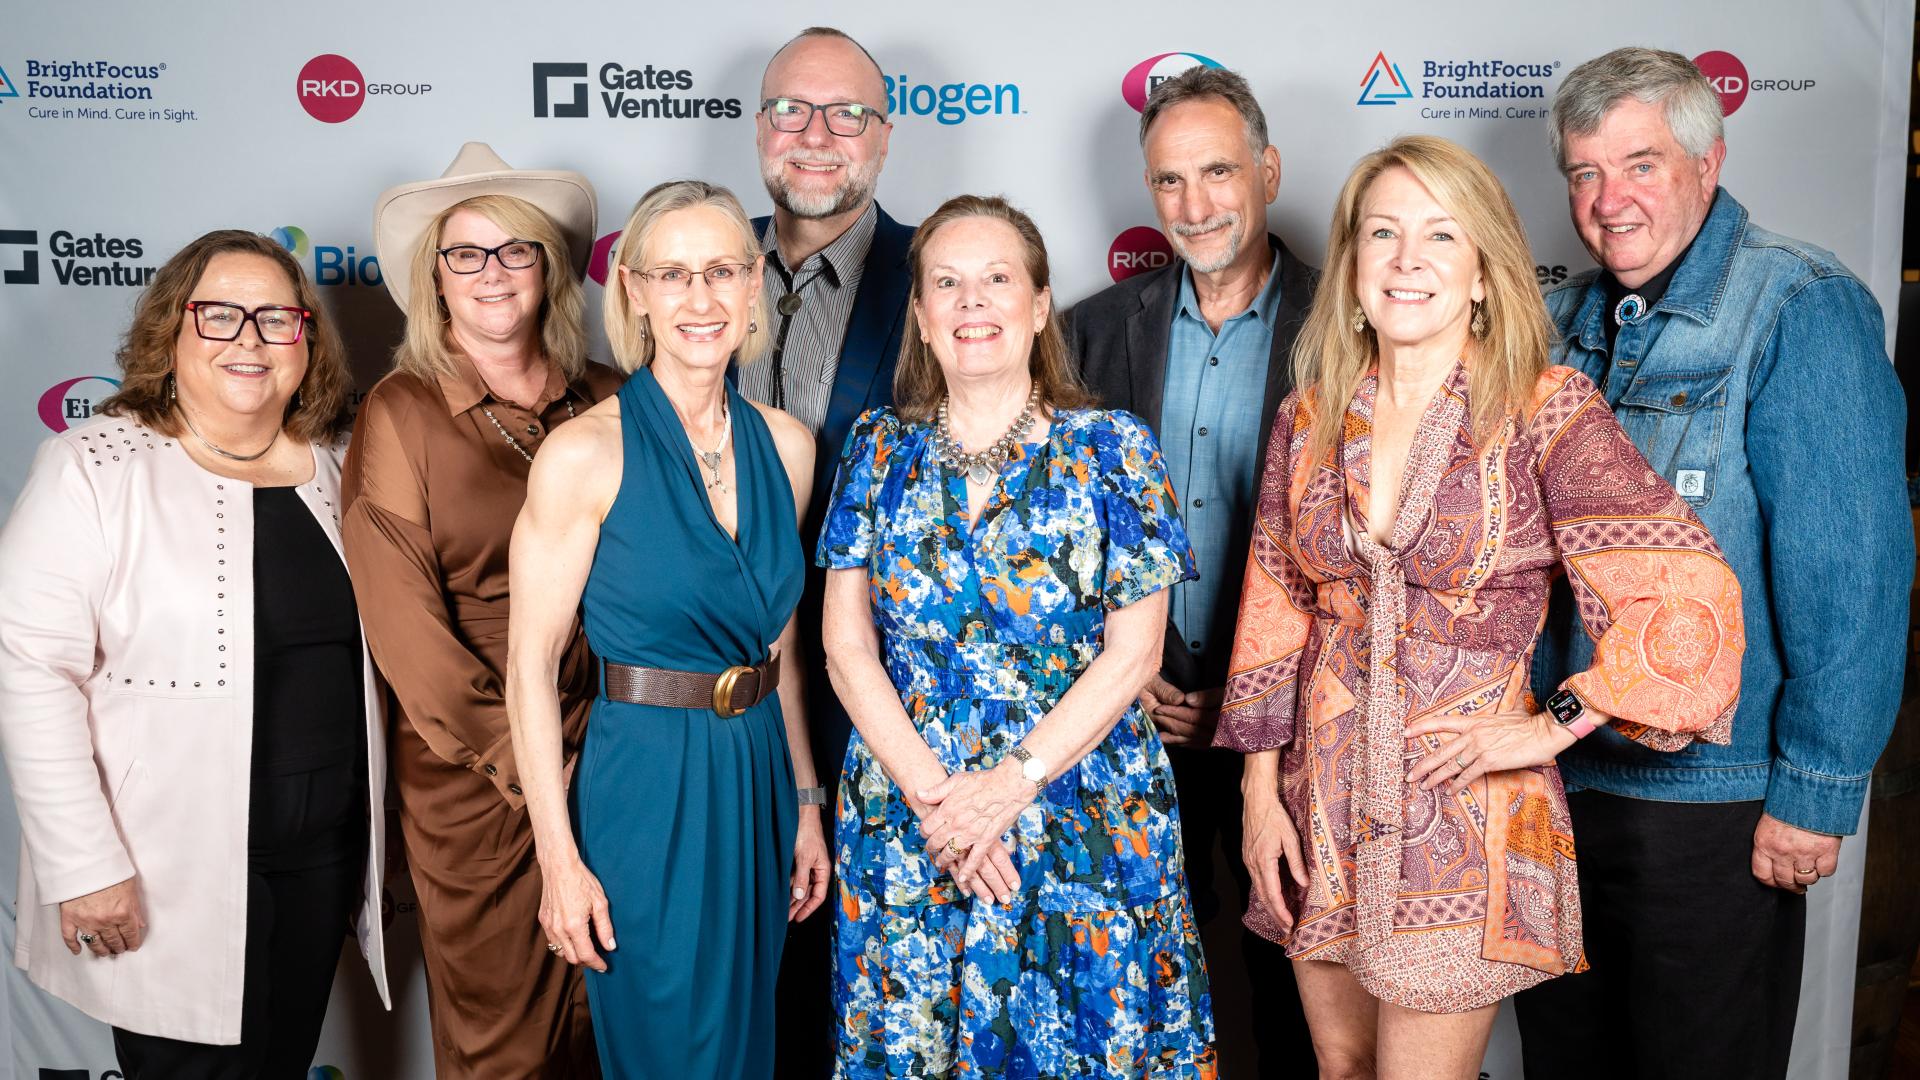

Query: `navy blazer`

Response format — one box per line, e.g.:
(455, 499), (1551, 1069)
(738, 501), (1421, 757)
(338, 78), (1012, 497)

(1064, 234), (1317, 690)
(748, 203), (915, 789)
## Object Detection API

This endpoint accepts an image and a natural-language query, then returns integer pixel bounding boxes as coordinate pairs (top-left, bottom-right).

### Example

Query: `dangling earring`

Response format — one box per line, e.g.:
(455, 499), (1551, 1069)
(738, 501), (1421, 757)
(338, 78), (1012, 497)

(167, 372), (177, 403)
(638, 321), (649, 338)
(749, 319), (758, 334)
(1470, 302), (1488, 339)
(293, 389), (304, 411)
(1350, 305), (1368, 334)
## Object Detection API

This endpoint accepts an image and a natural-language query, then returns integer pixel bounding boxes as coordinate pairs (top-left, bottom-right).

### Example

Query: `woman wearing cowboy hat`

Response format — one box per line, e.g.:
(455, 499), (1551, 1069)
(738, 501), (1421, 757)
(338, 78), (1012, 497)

(341, 142), (620, 1077)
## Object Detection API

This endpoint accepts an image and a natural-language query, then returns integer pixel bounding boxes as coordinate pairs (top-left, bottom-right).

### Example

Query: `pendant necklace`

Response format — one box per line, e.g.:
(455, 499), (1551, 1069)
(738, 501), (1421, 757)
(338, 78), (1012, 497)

(691, 397), (732, 494)
(481, 399), (576, 464)
(937, 384), (1039, 486)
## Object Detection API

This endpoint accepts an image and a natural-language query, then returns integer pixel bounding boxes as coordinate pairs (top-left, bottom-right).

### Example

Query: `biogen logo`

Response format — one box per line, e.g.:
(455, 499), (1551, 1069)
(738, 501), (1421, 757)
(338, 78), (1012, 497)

(38, 375), (122, 432)
(1692, 51), (1749, 116)
(1120, 52), (1222, 112)
(297, 54), (365, 123)
(1108, 226), (1174, 283)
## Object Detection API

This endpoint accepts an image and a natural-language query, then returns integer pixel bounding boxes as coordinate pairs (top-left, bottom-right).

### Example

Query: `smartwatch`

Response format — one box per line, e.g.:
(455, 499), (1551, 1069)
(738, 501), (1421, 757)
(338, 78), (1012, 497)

(1546, 688), (1600, 738)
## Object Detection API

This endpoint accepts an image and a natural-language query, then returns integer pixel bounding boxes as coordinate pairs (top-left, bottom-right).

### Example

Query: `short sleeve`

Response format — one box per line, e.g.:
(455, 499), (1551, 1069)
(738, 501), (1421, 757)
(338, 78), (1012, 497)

(1092, 410), (1198, 611)
(815, 407), (897, 570)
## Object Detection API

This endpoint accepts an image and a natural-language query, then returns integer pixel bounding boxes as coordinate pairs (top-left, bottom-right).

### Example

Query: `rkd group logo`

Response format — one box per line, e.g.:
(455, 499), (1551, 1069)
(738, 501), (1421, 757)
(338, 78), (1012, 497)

(273, 225), (381, 287)
(296, 54), (431, 123)
(1, 229), (156, 287)
(532, 61), (741, 120)
(38, 375), (123, 432)
(1107, 226), (1174, 283)
(1358, 52), (1413, 106)
(1691, 51), (1814, 117)
(1121, 52), (1222, 112)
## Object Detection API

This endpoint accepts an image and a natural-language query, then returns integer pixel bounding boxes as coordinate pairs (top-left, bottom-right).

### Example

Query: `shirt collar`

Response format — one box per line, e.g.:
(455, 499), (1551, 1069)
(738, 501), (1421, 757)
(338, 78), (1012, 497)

(436, 354), (574, 417)
(761, 201), (879, 289)
(1175, 246), (1284, 330)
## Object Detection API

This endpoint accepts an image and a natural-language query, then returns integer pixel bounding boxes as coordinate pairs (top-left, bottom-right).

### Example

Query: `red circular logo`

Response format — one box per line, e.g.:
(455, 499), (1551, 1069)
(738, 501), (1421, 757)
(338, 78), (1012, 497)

(297, 54), (365, 123)
(1692, 51), (1749, 117)
(1107, 226), (1175, 283)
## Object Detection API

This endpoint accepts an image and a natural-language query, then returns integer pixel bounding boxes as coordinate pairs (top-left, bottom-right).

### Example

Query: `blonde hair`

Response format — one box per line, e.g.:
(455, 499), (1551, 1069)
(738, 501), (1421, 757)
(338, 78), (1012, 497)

(393, 194), (588, 382)
(894, 194), (1095, 423)
(1296, 135), (1553, 459)
(602, 180), (773, 375)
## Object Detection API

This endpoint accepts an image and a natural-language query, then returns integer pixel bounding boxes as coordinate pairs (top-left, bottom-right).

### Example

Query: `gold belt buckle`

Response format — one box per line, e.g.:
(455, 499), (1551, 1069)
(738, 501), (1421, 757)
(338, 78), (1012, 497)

(712, 665), (755, 718)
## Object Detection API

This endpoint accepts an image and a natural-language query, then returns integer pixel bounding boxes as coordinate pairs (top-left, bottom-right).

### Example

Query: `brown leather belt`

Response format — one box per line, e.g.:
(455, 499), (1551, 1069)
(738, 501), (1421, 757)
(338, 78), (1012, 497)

(602, 655), (780, 719)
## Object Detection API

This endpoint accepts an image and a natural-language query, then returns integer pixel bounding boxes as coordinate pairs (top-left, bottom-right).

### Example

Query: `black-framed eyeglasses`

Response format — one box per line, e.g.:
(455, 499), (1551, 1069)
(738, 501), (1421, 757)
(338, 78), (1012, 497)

(760, 97), (885, 137)
(184, 301), (313, 345)
(637, 263), (757, 295)
(437, 240), (544, 275)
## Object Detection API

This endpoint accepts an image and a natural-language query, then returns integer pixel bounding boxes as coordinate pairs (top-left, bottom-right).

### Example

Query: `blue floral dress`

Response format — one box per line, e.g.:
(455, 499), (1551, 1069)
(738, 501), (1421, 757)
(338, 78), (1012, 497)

(817, 406), (1218, 1079)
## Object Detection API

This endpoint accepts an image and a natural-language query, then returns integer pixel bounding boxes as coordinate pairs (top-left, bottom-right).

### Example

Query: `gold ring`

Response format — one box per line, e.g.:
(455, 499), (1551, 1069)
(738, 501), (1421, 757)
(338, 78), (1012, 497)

(1454, 754), (1471, 769)
(546, 942), (562, 953)
(946, 837), (966, 857)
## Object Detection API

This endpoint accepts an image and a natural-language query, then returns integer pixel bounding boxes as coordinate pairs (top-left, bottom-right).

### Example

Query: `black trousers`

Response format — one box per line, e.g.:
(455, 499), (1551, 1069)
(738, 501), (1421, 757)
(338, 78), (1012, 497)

(115, 762), (365, 1080)
(1169, 745), (1316, 1078)
(1512, 791), (1806, 1080)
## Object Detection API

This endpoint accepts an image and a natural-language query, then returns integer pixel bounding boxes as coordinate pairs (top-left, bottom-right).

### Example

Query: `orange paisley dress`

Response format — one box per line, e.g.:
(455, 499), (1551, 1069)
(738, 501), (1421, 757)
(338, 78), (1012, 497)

(1216, 363), (1743, 1012)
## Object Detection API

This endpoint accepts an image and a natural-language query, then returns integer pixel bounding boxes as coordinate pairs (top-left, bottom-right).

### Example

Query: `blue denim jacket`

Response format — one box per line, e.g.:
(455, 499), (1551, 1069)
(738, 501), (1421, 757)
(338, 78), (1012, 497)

(1534, 188), (1910, 836)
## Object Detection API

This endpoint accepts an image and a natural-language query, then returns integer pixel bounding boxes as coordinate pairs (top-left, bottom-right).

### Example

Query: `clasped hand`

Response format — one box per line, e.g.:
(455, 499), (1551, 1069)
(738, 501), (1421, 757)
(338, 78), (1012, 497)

(916, 764), (1031, 906)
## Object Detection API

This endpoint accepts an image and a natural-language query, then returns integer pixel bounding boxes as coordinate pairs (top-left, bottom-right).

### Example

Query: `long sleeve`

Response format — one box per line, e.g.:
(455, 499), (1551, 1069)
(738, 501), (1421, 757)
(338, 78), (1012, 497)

(0, 437), (135, 902)
(1535, 370), (1745, 750)
(1746, 276), (1910, 835)
(340, 387), (523, 805)
(1216, 394), (1317, 753)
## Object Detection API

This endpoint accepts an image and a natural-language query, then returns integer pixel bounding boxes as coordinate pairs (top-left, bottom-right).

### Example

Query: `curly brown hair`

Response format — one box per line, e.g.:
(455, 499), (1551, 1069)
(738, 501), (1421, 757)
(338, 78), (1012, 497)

(97, 229), (351, 440)
(894, 195), (1095, 423)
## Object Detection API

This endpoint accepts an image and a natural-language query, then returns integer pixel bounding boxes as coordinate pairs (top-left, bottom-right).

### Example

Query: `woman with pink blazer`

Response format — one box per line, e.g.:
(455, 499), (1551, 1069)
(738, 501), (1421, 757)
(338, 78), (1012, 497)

(0, 230), (389, 1076)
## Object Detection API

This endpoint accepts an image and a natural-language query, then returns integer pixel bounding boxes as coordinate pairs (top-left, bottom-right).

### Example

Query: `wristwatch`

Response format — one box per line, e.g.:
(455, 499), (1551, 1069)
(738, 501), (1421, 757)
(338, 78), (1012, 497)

(1007, 746), (1048, 799)
(797, 785), (828, 807)
(1546, 688), (1600, 738)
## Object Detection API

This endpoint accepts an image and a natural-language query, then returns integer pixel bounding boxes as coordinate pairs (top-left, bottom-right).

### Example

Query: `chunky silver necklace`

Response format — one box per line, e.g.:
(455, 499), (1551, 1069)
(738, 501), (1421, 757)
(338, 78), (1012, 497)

(177, 404), (278, 463)
(690, 397), (732, 494)
(937, 385), (1039, 486)
(481, 399), (575, 463)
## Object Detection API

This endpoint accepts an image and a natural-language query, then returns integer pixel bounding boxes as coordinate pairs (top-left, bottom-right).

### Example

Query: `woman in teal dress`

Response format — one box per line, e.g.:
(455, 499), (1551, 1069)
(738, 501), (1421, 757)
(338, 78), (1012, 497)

(506, 179), (831, 1079)
(819, 195), (1219, 1078)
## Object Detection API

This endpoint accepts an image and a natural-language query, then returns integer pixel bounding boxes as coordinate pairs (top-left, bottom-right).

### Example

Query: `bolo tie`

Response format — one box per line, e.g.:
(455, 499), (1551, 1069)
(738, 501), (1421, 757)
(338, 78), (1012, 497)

(1613, 293), (1647, 325)
(766, 257), (827, 411)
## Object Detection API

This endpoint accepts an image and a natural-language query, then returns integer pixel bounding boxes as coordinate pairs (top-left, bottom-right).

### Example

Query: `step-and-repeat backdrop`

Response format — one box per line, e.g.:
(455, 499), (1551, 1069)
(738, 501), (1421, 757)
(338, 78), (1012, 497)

(2, 1), (1909, 1077)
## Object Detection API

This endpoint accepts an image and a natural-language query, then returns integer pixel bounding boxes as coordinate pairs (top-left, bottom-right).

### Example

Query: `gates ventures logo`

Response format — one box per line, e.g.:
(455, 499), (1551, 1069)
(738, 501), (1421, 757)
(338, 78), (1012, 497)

(296, 54), (432, 123)
(1691, 51), (1815, 117)
(1107, 226), (1175, 283)
(532, 61), (740, 120)
(39, 375), (123, 432)
(1, 229), (156, 286)
(1121, 52), (1222, 112)
(274, 225), (381, 287)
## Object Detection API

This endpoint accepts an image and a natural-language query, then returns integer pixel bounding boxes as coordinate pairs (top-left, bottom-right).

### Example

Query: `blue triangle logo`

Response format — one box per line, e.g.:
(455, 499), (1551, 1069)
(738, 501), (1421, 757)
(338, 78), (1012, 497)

(0, 67), (20, 102)
(1358, 52), (1412, 106)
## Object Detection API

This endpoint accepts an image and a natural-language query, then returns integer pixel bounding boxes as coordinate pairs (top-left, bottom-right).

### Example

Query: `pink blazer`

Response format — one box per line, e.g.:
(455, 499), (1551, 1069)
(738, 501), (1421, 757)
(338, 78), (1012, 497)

(0, 413), (390, 1044)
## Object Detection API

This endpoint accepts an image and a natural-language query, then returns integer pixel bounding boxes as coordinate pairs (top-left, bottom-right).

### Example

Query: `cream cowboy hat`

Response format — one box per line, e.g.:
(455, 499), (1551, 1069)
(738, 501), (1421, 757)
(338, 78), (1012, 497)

(371, 141), (596, 310)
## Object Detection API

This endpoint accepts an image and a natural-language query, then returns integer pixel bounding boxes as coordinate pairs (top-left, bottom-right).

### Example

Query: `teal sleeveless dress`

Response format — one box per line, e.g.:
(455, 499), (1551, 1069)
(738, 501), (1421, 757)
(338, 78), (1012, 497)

(574, 367), (804, 1079)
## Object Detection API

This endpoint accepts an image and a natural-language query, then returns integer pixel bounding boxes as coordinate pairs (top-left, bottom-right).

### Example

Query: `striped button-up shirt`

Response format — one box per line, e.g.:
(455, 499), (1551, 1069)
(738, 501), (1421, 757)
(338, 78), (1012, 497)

(736, 203), (878, 434)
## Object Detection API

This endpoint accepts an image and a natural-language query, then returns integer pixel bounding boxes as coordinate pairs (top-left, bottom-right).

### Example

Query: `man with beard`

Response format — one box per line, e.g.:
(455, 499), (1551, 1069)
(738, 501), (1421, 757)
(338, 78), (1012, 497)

(1065, 64), (1316, 1077)
(743, 25), (915, 1078)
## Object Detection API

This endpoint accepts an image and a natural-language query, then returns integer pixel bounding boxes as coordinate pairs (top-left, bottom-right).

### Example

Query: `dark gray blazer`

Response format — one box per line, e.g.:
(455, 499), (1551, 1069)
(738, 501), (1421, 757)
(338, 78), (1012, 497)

(1064, 233), (1317, 690)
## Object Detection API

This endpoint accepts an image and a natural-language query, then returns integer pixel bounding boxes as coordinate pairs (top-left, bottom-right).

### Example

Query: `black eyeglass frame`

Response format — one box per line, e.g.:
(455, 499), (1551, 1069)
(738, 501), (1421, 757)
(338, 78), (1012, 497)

(759, 97), (888, 137)
(435, 239), (546, 275)
(183, 300), (315, 345)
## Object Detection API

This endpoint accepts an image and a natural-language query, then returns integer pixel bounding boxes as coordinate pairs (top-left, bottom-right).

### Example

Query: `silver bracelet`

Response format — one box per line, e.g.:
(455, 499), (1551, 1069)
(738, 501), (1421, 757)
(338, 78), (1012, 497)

(797, 785), (828, 806)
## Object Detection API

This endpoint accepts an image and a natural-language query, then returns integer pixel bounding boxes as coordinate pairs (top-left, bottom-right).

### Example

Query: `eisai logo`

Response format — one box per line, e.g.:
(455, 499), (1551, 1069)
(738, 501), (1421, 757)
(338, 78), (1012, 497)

(1120, 52), (1222, 112)
(273, 225), (381, 287)
(883, 75), (1021, 124)
(38, 375), (123, 432)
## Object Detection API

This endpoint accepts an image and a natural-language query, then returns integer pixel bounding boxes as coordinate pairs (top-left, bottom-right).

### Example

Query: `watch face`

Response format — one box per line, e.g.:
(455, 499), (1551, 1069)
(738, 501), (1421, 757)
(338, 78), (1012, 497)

(1022, 758), (1047, 784)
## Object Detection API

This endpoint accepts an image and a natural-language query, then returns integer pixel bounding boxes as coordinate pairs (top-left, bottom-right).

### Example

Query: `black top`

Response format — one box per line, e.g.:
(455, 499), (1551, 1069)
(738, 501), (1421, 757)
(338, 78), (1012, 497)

(1599, 234), (1695, 354)
(252, 486), (364, 775)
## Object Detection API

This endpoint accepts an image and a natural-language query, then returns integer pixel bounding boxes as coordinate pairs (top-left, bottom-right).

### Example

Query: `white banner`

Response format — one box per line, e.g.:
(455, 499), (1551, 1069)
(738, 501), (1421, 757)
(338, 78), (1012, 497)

(2, 2), (1907, 1077)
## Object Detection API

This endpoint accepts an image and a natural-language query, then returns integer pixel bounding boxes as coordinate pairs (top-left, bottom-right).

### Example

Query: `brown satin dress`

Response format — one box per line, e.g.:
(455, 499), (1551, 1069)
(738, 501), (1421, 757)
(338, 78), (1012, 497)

(341, 356), (623, 1078)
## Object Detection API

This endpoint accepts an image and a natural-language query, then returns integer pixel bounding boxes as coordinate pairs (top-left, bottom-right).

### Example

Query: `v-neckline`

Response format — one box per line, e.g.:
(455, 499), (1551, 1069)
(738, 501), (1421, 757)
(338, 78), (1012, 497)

(1341, 362), (1465, 556)
(943, 428), (1050, 540)
(641, 368), (749, 547)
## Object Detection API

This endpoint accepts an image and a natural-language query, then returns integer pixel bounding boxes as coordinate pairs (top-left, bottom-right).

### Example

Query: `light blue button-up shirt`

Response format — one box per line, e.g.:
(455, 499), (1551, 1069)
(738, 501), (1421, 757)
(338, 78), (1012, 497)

(1159, 252), (1283, 658)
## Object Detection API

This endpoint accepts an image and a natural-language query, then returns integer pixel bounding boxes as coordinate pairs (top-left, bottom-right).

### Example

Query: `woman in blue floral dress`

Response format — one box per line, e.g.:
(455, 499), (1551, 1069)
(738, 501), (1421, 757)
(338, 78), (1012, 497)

(818, 195), (1218, 1079)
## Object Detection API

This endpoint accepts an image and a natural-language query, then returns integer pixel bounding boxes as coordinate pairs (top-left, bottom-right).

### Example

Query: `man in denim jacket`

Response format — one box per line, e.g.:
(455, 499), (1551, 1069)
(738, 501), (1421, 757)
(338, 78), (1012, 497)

(1515, 47), (1911, 1080)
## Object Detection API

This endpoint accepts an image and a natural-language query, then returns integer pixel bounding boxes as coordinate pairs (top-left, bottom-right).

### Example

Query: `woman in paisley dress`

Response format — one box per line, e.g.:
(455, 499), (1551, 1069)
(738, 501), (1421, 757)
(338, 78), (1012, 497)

(818, 195), (1217, 1078)
(1216, 135), (1744, 1077)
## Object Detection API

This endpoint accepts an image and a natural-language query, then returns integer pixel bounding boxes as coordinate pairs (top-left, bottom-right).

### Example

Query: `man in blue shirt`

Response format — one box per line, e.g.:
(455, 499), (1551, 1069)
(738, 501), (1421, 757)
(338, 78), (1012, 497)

(1515, 47), (1910, 1080)
(1067, 65), (1318, 1077)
